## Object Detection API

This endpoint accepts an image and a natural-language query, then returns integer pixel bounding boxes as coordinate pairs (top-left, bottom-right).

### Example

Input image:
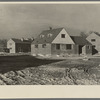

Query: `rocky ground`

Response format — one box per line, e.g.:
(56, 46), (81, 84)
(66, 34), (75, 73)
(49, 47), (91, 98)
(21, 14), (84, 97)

(0, 57), (100, 85)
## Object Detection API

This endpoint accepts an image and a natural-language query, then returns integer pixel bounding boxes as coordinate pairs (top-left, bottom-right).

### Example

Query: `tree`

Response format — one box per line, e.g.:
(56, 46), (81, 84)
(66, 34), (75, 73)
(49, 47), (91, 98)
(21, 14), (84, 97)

(80, 32), (87, 38)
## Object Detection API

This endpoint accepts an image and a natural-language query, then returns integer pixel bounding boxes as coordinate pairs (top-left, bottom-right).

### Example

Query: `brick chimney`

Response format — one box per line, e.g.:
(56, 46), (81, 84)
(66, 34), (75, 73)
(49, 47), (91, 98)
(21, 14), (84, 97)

(21, 38), (24, 41)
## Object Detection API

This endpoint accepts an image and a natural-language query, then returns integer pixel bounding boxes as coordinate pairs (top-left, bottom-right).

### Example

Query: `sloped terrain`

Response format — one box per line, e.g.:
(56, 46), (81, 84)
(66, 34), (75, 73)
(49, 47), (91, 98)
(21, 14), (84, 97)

(0, 56), (100, 85)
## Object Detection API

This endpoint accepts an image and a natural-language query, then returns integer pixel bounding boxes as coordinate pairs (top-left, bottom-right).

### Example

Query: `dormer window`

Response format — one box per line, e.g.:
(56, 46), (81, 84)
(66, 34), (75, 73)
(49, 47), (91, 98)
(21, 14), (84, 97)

(35, 44), (38, 48)
(48, 33), (52, 37)
(61, 34), (65, 38)
(40, 35), (44, 38)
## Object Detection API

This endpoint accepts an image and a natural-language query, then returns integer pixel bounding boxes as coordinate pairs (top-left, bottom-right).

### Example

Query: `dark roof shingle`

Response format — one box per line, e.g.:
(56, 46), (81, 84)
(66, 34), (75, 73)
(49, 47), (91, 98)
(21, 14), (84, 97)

(11, 38), (32, 44)
(71, 36), (92, 45)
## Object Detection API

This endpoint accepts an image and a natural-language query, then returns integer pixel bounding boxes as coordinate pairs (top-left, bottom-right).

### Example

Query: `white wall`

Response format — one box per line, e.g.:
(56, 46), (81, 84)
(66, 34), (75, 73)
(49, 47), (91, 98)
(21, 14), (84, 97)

(86, 33), (100, 52)
(7, 39), (16, 53)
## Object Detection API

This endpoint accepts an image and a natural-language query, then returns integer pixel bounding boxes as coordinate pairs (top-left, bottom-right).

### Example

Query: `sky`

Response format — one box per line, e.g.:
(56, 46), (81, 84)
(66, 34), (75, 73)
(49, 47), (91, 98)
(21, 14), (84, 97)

(0, 3), (100, 39)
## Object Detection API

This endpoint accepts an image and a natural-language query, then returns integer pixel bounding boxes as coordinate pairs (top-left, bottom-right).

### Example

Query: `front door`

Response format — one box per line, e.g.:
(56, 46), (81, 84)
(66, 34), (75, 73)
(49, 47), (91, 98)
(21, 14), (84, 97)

(79, 45), (83, 54)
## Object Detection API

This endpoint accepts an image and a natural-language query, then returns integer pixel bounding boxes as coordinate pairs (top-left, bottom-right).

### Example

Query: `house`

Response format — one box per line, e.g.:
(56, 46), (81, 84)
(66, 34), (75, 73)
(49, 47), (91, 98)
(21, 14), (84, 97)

(86, 32), (100, 54)
(7, 38), (33, 53)
(31, 28), (92, 56)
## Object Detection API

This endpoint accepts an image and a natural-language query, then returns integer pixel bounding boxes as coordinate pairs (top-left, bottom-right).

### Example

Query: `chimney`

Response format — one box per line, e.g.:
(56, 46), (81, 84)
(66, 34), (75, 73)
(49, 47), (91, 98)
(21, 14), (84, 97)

(49, 27), (52, 30)
(25, 38), (29, 40)
(21, 38), (24, 41)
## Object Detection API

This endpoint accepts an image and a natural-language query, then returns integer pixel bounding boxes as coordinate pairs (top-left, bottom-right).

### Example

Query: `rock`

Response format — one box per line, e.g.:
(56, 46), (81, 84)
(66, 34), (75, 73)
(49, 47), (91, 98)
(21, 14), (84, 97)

(32, 54), (36, 56)
(4, 71), (16, 77)
(0, 74), (13, 85)
(16, 71), (25, 77)
(56, 55), (60, 57)
(0, 79), (6, 85)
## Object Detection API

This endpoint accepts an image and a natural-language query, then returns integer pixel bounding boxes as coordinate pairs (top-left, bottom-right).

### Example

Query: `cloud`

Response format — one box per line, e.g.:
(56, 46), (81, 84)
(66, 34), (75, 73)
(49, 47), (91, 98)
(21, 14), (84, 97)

(0, 4), (100, 39)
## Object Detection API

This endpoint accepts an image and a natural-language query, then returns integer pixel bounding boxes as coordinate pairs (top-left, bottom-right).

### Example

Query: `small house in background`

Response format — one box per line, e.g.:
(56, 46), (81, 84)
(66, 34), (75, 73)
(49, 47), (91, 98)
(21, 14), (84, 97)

(31, 27), (92, 56)
(7, 38), (34, 53)
(86, 32), (100, 54)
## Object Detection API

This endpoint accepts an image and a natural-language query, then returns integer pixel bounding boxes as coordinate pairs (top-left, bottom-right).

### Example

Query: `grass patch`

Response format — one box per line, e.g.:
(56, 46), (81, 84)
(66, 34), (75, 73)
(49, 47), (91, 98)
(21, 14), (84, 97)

(0, 55), (61, 73)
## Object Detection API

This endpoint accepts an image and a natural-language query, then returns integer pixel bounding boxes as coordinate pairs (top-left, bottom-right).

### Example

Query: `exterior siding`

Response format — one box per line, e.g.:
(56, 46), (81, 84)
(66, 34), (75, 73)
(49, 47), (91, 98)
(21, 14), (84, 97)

(73, 45), (79, 54)
(52, 29), (75, 44)
(51, 44), (78, 55)
(31, 28), (92, 56)
(86, 33), (100, 53)
(82, 45), (92, 55)
(31, 44), (38, 55)
(31, 44), (51, 55)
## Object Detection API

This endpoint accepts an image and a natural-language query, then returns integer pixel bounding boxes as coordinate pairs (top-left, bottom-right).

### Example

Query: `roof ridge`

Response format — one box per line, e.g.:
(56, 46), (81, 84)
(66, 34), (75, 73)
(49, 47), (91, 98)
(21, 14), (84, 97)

(42, 27), (63, 32)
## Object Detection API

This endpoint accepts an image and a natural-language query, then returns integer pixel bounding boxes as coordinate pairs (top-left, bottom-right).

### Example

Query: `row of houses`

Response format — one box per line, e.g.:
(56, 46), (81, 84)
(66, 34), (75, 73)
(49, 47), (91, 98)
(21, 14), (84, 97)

(3, 27), (100, 56)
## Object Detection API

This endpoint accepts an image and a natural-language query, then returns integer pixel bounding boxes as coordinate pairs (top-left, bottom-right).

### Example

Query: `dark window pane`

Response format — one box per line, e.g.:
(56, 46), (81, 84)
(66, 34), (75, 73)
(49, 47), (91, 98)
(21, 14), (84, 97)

(35, 44), (38, 48)
(56, 44), (60, 50)
(87, 45), (90, 49)
(66, 44), (72, 49)
(91, 39), (96, 42)
(61, 34), (65, 38)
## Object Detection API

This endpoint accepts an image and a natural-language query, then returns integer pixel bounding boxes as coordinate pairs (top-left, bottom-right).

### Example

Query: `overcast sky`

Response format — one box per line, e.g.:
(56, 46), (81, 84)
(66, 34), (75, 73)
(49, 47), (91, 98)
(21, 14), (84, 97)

(0, 4), (100, 39)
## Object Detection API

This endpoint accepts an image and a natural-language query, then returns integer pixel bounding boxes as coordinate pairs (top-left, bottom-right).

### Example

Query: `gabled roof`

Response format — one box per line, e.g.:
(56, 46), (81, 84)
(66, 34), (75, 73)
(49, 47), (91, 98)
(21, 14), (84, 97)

(32, 28), (63, 44)
(32, 27), (87, 45)
(71, 36), (92, 45)
(11, 38), (33, 44)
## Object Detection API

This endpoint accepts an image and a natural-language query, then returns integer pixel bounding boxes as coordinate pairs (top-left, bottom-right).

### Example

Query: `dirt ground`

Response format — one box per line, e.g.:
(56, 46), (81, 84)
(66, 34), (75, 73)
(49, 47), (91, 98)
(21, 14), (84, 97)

(0, 55), (100, 85)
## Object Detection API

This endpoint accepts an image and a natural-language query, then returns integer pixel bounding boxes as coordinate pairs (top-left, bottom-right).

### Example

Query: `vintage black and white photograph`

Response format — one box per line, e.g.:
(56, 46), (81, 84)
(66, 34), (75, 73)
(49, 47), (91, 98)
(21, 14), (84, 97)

(0, 2), (100, 85)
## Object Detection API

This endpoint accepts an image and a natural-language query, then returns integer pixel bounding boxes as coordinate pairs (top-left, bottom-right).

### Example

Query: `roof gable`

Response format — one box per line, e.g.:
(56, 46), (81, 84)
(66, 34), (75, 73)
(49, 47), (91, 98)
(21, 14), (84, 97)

(52, 28), (75, 44)
(86, 32), (100, 40)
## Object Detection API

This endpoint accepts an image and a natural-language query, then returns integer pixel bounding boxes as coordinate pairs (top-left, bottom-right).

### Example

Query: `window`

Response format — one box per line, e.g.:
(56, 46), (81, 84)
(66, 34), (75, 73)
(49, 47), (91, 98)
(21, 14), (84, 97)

(42, 44), (46, 48)
(93, 45), (96, 48)
(56, 44), (60, 50)
(66, 44), (72, 50)
(40, 35), (44, 38)
(48, 33), (52, 37)
(35, 44), (38, 48)
(91, 39), (96, 42)
(61, 34), (65, 38)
